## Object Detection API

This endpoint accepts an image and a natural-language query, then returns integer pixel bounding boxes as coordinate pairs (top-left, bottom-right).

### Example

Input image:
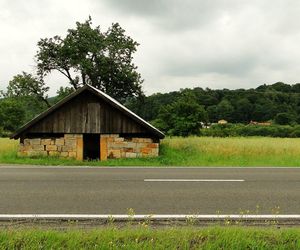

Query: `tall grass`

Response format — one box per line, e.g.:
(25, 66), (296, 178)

(164, 136), (300, 166)
(1, 137), (300, 166)
(0, 227), (299, 249)
(0, 138), (18, 154)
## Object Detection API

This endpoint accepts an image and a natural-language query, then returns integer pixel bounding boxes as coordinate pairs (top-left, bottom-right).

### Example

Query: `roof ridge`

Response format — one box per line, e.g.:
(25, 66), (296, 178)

(86, 85), (164, 137)
(11, 84), (165, 139)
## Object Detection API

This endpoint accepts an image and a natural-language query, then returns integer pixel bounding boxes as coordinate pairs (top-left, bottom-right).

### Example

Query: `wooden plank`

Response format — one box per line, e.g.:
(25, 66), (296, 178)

(53, 110), (59, 133)
(100, 103), (104, 133)
(70, 100), (78, 133)
(96, 103), (101, 133)
(87, 103), (94, 133)
(58, 110), (64, 133)
(105, 105), (110, 133)
(75, 99), (82, 133)
(100, 136), (107, 160)
(76, 137), (83, 160)
(65, 105), (71, 133)
(23, 89), (158, 137)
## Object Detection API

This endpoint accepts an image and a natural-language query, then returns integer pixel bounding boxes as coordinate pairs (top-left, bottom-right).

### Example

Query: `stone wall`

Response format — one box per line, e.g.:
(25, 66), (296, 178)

(18, 134), (83, 160)
(100, 134), (159, 160)
(18, 133), (159, 161)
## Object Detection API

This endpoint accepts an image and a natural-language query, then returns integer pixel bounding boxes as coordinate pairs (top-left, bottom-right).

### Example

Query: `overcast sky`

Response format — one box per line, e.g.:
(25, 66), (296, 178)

(1, 0), (300, 96)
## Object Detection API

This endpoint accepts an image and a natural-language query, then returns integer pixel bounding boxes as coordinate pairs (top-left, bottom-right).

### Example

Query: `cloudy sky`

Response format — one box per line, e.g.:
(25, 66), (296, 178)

(1, 0), (300, 96)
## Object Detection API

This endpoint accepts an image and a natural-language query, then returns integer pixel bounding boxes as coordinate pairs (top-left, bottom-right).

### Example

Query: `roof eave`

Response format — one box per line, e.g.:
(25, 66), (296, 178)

(10, 86), (89, 139)
(10, 84), (165, 139)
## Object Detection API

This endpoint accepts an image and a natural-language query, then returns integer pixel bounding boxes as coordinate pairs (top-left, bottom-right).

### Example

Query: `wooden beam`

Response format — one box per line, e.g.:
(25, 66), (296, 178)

(100, 135), (107, 161)
(76, 136), (83, 161)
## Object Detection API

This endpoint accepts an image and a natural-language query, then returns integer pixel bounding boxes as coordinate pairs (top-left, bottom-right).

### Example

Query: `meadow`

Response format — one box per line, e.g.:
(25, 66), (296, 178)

(1, 136), (300, 166)
(0, 227), (299, 249)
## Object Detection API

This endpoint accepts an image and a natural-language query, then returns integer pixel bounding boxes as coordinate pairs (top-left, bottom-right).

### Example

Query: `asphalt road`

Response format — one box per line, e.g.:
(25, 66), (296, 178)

(0, 165), (299, 215)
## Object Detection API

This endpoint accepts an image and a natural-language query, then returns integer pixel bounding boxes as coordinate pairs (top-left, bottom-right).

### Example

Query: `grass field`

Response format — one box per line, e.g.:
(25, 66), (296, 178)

(1, 136), (300, 166)
(0, 227), (299, 249)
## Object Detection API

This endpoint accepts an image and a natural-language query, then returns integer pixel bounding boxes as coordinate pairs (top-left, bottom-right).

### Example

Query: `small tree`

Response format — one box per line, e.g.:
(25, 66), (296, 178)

(153, 93), (208, 136)
(4, 72), (50, 108)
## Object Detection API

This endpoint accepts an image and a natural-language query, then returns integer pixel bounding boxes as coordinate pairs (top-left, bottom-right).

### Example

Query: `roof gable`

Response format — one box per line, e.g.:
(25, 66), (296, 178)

(11, 85), (165, 139)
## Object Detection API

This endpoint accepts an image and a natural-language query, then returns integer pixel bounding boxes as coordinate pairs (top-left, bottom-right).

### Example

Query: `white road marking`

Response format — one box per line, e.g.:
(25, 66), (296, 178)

(0, 214), (298, 219)
(144, 179), (245, 182)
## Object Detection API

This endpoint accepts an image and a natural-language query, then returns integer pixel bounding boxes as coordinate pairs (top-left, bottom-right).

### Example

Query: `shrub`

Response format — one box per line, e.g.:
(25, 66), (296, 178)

(274, 112), (296, 125)
(201, 124), (300, 138)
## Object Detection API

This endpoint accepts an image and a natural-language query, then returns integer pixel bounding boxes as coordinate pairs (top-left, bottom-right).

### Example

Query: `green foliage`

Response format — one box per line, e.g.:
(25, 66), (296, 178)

(127, 82), (300, 132)
(0, 95), (47, 126)
(233, 98), (253, 122)
(51, 86), (75, 104)
(0, 127), (10, 138)
(36, 17), (143, 103)
(3, 72), (50, 107)
(274, 112), (297, 125)
(216, 99), (234, 121)
(153, 93), (208, 136)
(1, 72), (50, 127)
(0, 99), (26, 132)
(201, 123), (300, 138)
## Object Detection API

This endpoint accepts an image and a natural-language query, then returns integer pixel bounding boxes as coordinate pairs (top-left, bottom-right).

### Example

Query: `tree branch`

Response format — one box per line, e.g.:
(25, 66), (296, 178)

(56, 68), (78, 89)
(40, 96), (51, 108)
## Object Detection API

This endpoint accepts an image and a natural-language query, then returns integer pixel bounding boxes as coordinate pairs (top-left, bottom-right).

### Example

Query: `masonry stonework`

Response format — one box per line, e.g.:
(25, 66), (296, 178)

(18, 134), (83, 160)
(18, 133), (159, 161)
(100, 134), (159, 160)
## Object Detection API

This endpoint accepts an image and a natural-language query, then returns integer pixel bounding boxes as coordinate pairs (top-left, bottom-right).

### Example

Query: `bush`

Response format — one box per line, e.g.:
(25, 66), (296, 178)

(201, 123), (300, 138)
(274, 112), (297, 125)
(0, 127), (11, 138)
(290, 125), (300, 137)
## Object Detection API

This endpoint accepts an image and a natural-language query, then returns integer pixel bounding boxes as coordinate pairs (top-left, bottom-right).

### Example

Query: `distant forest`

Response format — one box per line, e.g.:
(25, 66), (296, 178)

(0, 82), (300, 137)
(126, 82), (300, 136)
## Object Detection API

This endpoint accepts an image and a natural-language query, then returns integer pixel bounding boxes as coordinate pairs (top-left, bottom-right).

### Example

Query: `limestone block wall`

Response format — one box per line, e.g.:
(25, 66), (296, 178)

(100, 134), (159, 160)
(18, 134), (83, 160)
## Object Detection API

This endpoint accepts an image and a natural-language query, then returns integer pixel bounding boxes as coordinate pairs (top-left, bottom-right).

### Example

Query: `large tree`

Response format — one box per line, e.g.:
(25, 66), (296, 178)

(36, 17), (143, 103)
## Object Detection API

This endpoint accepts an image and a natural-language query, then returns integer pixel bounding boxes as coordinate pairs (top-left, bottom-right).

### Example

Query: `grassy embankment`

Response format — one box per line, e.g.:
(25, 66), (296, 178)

(0, 136), (300, 166)
(0, 227), (299, 249)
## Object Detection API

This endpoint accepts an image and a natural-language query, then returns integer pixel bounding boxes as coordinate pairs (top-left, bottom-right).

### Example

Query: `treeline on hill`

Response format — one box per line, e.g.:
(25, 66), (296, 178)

(0, 82), (300, 137)
(126, 82), (300, 137)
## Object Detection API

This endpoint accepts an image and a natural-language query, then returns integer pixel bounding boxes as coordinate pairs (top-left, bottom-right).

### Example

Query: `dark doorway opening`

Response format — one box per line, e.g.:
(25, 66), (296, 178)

(83, 134), (100, 160)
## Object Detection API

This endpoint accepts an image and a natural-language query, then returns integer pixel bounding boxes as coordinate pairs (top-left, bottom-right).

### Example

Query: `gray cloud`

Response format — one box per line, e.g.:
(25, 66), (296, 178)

(101, 0), (247, 31)
(1, 0), (300, 96)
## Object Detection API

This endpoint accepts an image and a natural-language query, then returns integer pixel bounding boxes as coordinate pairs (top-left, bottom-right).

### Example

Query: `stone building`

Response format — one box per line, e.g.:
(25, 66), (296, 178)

(11, 84), (165, 160)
